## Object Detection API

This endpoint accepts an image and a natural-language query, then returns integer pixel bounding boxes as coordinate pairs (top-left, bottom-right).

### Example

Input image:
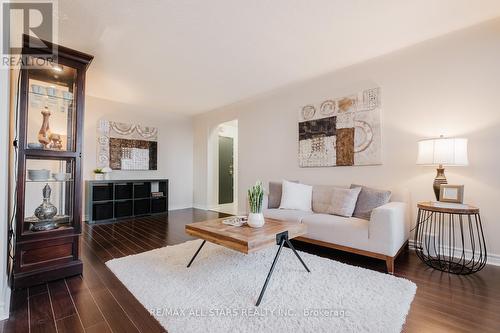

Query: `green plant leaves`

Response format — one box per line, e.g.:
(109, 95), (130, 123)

(248, 181), (264, 213)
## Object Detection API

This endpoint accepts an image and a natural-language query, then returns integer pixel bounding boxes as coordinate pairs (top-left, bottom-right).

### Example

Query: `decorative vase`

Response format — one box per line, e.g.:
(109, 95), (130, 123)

(32, 184), (59, 231)
(34, 184), (58, 220)
(247, 212), (265, 228)
(94, 173), (104, 180)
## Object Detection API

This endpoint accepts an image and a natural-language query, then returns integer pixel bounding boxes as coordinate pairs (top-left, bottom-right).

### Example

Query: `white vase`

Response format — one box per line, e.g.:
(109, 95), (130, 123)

(94, 174), (104, 180)
(247, 212), (265, 228)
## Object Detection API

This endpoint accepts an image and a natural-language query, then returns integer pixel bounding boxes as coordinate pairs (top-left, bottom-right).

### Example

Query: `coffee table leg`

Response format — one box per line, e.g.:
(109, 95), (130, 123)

(285, 239), (311, 273)
(256, 237), (285, 306)
(187, 240), (206, 268)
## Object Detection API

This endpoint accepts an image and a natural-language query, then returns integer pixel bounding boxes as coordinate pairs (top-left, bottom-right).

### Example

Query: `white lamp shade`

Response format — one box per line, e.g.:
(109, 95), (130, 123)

(417, 137), (468, 166)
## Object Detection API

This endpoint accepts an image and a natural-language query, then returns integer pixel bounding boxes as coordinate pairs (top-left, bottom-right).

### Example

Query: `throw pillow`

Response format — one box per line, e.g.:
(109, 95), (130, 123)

(279, 180), (313, 211)
(268, 180), (298, 209)
(351, 184), (392, 220)
(327, 187), (362, 217)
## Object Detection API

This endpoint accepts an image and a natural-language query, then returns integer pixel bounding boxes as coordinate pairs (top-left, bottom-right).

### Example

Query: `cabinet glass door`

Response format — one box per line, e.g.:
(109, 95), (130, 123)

(26, 57), (78, 152)
(23, 157), (75, 233)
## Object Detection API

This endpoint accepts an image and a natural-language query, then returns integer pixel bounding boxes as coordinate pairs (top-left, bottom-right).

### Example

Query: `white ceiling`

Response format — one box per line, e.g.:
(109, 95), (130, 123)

(58, 0), (500, 115)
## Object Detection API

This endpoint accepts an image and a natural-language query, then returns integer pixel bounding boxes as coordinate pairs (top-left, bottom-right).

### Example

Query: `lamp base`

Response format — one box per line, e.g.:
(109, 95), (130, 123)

(433, 166), (447, 200)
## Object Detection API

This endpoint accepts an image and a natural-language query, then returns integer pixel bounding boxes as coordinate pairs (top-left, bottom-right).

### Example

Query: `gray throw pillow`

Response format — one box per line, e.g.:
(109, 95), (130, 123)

(327, 187), (362, 217)
(268, 180), (298, 208)
(350, 184), (392, 220)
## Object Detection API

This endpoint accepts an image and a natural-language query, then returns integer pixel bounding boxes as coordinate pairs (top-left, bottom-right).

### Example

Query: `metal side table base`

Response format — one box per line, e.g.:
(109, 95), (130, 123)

(414, 202), (487, 275)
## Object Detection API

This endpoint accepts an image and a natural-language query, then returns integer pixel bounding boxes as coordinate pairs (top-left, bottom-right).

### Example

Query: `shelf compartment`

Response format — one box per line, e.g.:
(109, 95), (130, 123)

(26, 69), (77, 152)
(115, 200), (134, 219)
(115, 182), (133, 200)
(151, 197), (167, 214)
(92, 202), (113, 221)
(134, 198), (151, 215)
(159, 181), (168, 196)
(92, 183), (113, 202)
(24, 158), (75, 235)
(133, 182), (151, 199)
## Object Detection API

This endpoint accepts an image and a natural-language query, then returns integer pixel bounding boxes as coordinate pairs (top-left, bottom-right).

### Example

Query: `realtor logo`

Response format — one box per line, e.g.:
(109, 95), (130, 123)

(1, 0), (57, 67)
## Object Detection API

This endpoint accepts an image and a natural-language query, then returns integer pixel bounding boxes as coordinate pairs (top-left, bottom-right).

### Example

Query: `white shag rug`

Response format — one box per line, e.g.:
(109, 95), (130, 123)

(106, 240), (416, 333)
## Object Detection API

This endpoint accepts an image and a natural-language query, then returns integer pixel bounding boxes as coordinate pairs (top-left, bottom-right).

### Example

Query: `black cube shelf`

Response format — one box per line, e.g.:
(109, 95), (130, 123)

(85, 179), (168, 224)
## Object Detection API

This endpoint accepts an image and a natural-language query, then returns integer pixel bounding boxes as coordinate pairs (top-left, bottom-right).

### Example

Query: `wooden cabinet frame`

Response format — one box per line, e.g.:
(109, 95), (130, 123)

(11, 35), (93, 289)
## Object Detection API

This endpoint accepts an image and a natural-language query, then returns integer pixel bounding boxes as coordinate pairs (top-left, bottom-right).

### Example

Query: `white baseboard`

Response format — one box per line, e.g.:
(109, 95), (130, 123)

(0, 283), (11, 320)
(168, 205), (194, 211)
(408, 239), (500, 267)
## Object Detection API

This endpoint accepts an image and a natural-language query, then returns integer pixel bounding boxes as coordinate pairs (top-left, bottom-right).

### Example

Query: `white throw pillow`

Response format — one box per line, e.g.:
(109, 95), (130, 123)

(327, 187), (362, 217)
(279, 180), (313, 211)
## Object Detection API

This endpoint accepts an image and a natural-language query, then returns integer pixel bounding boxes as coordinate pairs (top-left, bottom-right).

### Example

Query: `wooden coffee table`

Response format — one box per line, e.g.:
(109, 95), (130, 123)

(185, 218), (310, 306)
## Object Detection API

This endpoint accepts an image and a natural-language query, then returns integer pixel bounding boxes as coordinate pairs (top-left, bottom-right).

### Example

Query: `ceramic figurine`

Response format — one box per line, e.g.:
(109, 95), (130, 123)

(38, 106), (52, 148)
(49, 133), (63, 150)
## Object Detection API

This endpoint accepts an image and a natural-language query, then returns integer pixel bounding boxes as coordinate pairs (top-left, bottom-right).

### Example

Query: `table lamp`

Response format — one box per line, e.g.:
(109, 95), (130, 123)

(417, 136), (468, 200)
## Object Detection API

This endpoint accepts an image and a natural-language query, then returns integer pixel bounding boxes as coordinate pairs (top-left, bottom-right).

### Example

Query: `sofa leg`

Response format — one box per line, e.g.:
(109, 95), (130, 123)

(385, 257), (394, 275)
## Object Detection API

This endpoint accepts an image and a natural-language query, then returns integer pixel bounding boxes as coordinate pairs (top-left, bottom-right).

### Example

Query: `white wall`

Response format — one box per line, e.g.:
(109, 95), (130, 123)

(84, 96), (194, 210)
(0, 68), (11, 319)
(194, 19), (500, 260)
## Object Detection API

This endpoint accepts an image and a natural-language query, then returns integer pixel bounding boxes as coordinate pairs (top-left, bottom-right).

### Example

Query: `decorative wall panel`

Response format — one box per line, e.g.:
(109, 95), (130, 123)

(298, 87), (381, 167)
(97, 120), (158, 170)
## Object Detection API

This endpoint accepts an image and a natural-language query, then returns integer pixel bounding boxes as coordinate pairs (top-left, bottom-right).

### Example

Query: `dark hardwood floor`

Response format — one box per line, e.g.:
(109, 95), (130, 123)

(1, 208), (499, 333)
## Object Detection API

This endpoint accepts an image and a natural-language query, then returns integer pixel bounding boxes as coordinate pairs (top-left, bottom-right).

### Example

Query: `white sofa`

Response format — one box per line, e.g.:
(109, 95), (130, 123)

(263, 184), (410, 274)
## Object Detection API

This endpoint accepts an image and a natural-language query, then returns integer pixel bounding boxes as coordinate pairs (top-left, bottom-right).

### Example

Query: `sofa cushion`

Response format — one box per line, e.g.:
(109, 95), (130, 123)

(327, 187), (361, 217)
(263, 209), (314, 224)
(301, 214), (369, 249)
(268, 180), (298, 209)
(312, 185), (347, 214)
(279, 181), (313, 211)
(351, 184), (392, 220)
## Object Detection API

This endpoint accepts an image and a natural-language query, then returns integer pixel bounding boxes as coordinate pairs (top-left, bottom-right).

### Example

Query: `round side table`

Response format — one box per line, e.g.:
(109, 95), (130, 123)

(414, 201), (487, 274)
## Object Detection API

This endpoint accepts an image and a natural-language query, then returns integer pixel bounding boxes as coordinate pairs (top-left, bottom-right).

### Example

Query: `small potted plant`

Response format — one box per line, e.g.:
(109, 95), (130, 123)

(247, 181), (265, 228)
(102, 167), (112, 180)
(93, 168), (104, 180)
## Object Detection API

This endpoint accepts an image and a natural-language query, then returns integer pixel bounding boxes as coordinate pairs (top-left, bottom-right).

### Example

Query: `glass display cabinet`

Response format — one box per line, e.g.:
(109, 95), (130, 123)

(12, 35), (93, 288)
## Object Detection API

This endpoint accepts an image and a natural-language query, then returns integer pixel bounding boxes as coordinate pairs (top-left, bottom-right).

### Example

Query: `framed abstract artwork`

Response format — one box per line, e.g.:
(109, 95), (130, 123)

(298, 87), (382, 167)
(97, 120), (158, 171)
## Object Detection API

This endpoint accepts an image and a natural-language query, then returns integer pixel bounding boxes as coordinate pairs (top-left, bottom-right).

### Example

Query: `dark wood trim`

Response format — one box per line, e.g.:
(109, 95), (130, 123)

(295, 236), (388, 259)
(24, 150), (80, 158)
(16, 227), (77, 243)
(386, 241), (409, 274)
(295, 236), (409, 274)
(385, 257), (395, 274)
(22, 34), (94, 67)
(12, 261), (82, 290)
